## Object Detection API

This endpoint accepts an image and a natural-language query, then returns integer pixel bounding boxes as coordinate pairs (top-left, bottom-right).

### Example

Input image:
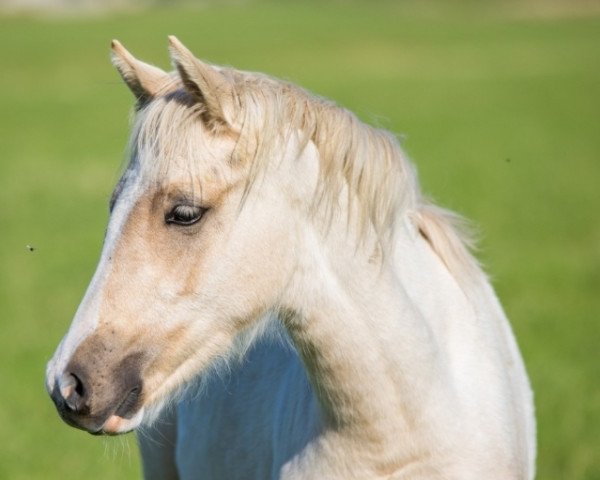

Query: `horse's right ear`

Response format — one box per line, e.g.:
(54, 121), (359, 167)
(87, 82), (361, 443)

(168, 35), (235, 129)
(111, 40), (170, 103)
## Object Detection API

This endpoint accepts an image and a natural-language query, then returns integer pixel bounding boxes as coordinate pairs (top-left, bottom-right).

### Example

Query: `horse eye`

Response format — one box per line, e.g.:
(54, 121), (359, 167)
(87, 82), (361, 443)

(165, 204), (206, 226)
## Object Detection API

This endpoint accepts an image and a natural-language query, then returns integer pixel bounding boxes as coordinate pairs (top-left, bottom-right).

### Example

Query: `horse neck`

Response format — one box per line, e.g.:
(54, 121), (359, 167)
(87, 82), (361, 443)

(281, 214), (482, 460)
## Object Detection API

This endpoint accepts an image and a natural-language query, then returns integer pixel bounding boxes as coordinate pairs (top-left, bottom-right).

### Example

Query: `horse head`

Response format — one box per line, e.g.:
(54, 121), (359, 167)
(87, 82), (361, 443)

(46, 37), (320, 434)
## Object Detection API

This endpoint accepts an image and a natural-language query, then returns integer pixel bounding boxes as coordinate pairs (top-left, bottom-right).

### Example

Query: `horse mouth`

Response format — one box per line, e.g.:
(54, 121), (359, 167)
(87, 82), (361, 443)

(50, 380), (145, 436)
(99, 410), (144, 435)
(114, 386), (142, 419)
(93, 387), (144, 436)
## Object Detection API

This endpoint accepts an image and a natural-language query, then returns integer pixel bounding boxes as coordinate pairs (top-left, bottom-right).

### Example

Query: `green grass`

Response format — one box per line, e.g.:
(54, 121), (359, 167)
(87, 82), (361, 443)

(1, 1), (598, 478)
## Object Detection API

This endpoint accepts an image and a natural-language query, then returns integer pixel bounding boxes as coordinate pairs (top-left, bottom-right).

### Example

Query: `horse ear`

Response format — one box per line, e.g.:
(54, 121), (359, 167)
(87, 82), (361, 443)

(168, 35), (234, 128)
(111, 39), (170, 103)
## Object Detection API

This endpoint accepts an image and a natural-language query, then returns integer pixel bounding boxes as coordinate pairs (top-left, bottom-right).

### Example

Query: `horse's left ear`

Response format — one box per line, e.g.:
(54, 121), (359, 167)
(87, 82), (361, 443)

(111, 40), (170, 103)
(168, 35), (235, 129)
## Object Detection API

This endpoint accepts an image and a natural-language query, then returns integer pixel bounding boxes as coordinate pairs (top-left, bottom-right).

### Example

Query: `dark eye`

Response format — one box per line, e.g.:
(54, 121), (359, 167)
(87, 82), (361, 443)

(165, 205), (206, 226)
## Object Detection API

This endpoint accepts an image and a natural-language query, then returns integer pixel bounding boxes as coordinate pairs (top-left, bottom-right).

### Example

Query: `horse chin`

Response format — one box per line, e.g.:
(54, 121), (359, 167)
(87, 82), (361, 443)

(97, 408), (145, 436)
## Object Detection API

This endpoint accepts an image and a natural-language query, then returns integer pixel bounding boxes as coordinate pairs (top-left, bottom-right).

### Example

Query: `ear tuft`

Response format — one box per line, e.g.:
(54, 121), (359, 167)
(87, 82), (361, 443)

(167, 35), (234, 128)
(111, 39), (170, 103)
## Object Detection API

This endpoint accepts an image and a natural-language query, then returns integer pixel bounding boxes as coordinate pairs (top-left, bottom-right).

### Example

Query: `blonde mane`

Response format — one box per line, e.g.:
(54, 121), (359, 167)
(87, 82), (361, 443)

(130, 65), (480, 281)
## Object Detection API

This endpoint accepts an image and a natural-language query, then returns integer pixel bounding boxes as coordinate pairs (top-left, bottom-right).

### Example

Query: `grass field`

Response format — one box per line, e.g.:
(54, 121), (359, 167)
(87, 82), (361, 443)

(0, 1), (598, 478)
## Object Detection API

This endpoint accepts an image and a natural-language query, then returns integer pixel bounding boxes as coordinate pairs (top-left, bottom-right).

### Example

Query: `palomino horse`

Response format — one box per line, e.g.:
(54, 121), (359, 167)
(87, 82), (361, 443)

(46, 37), (536, 479)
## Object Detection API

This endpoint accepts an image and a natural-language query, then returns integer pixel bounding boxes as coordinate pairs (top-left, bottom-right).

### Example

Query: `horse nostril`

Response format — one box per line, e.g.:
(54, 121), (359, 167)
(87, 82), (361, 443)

(59, 372), (87, 413)
(73, 374), (85, 397)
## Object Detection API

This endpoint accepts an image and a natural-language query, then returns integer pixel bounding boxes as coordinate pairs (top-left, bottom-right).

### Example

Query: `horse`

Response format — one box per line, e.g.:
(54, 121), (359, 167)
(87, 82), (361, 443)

(46, 37), (536, 479)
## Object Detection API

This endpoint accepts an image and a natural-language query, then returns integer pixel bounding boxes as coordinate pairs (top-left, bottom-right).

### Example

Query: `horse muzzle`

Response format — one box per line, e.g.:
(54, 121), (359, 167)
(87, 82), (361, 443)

(48, 350), (146, 435)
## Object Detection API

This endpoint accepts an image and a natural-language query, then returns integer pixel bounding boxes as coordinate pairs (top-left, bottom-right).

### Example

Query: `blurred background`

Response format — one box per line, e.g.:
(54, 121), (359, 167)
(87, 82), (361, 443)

(0, 0), (598, 478)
